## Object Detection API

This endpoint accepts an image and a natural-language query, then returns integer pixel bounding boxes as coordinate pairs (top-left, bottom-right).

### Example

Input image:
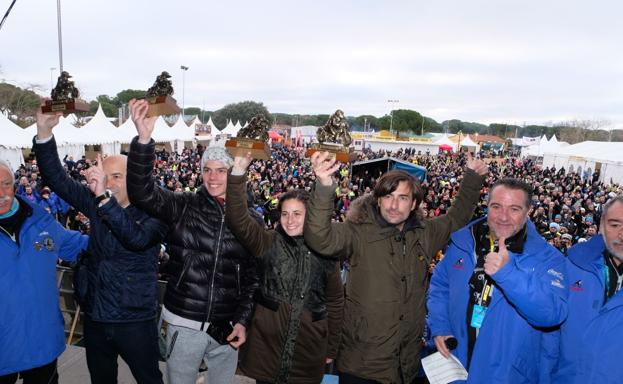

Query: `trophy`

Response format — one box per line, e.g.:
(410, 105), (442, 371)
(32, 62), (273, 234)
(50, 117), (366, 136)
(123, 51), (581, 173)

(225, 115), (271, 160)
(41, 71), (90, 114)
(145, 71), (182, 116)
(306, 109), (355, 163)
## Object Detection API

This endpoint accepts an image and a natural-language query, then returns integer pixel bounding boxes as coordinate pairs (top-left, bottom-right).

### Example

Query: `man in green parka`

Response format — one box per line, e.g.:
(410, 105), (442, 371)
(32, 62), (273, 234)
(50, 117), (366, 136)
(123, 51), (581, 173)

(304, 151), (488, 384)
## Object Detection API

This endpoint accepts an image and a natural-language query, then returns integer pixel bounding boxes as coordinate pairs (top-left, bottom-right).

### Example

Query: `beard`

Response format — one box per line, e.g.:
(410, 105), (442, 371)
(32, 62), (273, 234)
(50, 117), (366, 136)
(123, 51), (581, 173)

(606, 239), (623, 263)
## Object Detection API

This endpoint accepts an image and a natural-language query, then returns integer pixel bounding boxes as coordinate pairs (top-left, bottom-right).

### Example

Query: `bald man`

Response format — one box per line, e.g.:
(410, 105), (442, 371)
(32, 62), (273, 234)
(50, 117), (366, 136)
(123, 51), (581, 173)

(34, 109), (169, 384)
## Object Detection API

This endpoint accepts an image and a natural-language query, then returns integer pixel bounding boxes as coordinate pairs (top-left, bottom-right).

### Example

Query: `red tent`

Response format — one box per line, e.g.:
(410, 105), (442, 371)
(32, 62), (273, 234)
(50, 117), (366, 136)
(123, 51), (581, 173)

(268, 130), (283, 141)
(439, 144), (454, 152)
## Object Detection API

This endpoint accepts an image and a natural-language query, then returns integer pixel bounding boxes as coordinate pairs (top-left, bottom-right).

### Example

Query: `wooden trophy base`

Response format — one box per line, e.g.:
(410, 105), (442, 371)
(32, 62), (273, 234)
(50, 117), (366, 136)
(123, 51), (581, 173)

(225, 138), (271, 160)
(306, 143), (356, 163)
(146, 95), (182, 116)
(41, 99), (90, 114)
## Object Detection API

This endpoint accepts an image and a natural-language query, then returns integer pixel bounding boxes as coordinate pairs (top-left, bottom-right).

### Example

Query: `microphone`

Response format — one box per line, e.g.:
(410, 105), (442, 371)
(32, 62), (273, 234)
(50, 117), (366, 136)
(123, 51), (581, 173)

(445, 337), (458, 350)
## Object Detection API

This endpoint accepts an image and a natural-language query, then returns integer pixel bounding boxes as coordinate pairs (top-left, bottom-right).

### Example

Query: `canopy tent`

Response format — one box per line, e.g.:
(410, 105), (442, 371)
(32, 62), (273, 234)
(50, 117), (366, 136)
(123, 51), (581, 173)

(542, 141), (623, 184)
(79, 104), (121, 155)
(438, 144), (454, 152)
(350, 157), (427, 182)
(170, 115), (196, 152)
(521, 134), (569, 158)
(0, 112), (27, 170)
(219, 120), (239, 137)
(47, 116), (86, 160)
(433, 134), (456, 151)
(458, 134), (480, 152)
(268, 130), (283, 141)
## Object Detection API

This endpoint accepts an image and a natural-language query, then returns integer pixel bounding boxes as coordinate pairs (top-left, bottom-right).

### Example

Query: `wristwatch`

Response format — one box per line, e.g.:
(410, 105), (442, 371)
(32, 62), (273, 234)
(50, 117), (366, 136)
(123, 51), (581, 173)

(95, 189), (112, 205)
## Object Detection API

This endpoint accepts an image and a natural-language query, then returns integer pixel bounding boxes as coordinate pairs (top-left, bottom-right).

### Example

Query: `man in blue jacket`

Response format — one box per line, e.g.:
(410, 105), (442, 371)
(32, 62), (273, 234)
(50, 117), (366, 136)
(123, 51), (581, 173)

(428, 178), (568, 383)
(0, 159), (88, 383)
(34, 109), (169, 384)
(553, 195), (623, 383)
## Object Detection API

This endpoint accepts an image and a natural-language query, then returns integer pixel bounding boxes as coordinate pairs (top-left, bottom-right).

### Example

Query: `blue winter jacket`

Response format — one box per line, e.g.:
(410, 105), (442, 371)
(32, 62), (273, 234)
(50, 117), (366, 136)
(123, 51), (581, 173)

(0, 197), (88, 375)
(571, 285), (623, 384)
(428, 218), (568, 383)
(552, 235), (611, 383)
(34, 136), (169, 322)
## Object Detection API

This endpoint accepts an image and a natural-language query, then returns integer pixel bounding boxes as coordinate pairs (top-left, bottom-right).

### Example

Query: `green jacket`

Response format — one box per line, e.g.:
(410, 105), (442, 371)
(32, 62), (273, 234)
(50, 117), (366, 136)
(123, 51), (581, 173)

(304, 168), (484, 383)
(226, 174), (343, 384)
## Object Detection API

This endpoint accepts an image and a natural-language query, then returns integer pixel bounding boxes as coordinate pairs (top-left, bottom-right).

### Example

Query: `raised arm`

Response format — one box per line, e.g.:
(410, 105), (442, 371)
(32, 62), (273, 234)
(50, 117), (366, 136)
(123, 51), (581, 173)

(126, 99), (186, 220)
(33, 106), (96, 217)
(424, 153), (487, 255)
(303, 152), (352, 260)
(226, 153), (273, 258)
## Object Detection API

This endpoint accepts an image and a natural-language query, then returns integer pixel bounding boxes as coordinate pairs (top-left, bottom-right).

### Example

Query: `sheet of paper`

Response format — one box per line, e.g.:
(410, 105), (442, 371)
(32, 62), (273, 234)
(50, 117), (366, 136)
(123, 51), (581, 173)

(421, 351), (468, 384)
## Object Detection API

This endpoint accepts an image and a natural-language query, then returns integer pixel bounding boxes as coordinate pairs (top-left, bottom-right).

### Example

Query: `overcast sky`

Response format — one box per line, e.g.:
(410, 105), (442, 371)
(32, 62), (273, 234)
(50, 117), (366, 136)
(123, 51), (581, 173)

(1, 0), (622, 126)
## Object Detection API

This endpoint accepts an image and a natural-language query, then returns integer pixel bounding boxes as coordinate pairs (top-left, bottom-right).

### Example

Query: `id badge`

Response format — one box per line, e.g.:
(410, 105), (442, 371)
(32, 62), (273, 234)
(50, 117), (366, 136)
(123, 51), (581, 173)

(470, 304), (488, 328)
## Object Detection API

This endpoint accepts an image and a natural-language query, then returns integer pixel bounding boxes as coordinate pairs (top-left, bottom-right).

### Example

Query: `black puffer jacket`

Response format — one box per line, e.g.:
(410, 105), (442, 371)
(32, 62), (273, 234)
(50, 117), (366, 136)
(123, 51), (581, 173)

(127, 137), (258, 326)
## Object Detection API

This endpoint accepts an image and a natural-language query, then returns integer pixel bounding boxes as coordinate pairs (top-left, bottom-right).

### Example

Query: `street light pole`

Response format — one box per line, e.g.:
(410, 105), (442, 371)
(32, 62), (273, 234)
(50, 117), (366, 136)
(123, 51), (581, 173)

(387, 99), (399, 133)
(180, 65), (189, 118)
(56, 0), (63, 71)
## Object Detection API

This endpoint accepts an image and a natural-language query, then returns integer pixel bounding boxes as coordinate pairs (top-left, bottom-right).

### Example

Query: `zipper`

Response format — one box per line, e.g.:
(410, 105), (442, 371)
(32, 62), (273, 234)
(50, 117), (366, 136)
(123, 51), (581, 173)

(175, 253), (193, 289)
(205, 205), (225, 323)
(236, 263), (241, 296)
(0, 226), (16, 242)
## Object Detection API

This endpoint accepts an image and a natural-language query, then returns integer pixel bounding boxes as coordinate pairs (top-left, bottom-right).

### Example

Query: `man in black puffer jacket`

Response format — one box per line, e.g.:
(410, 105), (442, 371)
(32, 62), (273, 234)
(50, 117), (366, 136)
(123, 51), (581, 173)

(126, 99), (258, 384)
(34, 109), (169, 384)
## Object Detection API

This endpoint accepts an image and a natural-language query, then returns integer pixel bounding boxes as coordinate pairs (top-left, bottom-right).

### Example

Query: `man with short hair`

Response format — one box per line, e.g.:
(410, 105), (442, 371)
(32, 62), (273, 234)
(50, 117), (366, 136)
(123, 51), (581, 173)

(304, 151), (487, 383)
(553, 195), (623, 382)
(34, 109), (169, 384)
(428, 178), (568, 383)
(126, 99), (258, 384)
(0, 159), (88, 383)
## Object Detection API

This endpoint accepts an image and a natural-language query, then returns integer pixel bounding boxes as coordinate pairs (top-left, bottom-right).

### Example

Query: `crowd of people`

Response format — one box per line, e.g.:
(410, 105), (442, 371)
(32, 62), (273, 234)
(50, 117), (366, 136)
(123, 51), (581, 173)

(2, 100), (623, 384)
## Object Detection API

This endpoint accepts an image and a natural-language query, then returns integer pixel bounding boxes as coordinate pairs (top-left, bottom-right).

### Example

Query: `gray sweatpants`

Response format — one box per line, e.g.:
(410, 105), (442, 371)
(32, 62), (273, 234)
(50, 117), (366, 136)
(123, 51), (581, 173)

(165, 324), (238, 384)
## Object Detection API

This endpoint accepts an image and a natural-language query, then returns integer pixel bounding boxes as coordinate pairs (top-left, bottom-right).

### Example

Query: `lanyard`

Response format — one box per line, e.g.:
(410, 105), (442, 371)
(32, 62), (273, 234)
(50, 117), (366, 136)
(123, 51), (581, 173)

(478, 235), (497, 307)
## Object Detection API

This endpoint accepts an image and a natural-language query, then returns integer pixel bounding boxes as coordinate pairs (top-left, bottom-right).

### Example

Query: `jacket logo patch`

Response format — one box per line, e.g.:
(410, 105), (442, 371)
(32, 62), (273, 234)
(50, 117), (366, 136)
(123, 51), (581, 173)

(547, 268), (564, 280)
(570, 280), (584, 292)
(452, 258), (464, 270)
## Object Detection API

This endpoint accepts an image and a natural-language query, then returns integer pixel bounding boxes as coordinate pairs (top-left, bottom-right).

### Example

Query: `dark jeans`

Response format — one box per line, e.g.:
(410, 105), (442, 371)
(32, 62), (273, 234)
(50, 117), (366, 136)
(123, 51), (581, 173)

(339, 372), (382, 384)
(84, 316), (163, 384)
(0, 359), (58, 384)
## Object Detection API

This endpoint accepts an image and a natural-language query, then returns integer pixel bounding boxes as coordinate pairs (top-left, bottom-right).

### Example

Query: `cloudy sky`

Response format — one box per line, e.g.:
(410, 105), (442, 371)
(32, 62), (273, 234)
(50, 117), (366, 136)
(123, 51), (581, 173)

(1, 0), (622, 126)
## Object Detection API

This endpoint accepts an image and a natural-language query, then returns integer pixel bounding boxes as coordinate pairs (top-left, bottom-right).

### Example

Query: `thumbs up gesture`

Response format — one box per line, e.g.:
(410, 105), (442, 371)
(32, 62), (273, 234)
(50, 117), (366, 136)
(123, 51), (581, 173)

(484, 237), (510, 276)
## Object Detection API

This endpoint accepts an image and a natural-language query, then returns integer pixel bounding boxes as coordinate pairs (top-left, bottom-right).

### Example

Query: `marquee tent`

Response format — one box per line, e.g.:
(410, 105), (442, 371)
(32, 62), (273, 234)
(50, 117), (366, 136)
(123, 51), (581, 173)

(542, 141), (623, 184)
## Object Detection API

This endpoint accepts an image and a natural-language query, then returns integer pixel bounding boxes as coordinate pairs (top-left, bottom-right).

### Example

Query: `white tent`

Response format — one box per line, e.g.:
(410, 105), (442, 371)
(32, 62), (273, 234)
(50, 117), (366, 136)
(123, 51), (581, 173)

(521, 134), (569, 158)
(79, 104), (121, 155)
(50, 116), (86, 160)
(0, 113), (27, 169)
(170, 115), (196, 152)
(459, 134), (480, 152)
(220, 119), (239, 137)
(433, 133), (457, 151)
(543, 141), (623, 184)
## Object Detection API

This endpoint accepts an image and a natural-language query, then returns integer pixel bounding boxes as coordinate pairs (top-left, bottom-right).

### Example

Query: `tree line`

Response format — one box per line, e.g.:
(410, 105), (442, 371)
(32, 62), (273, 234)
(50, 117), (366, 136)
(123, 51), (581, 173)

(1, 81), (620, 144)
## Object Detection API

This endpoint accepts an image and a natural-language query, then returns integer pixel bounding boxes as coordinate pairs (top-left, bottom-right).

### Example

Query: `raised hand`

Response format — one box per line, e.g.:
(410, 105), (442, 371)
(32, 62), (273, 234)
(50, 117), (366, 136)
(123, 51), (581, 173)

(311, 151), (340, 187)
(36, 99), (62, 140)
(129, 98), (157, 144)
(232, 152), (253, 175)
(484, 237), (510, 275)
(465, 152), (488, 176)
(85, 153), (107, 196)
